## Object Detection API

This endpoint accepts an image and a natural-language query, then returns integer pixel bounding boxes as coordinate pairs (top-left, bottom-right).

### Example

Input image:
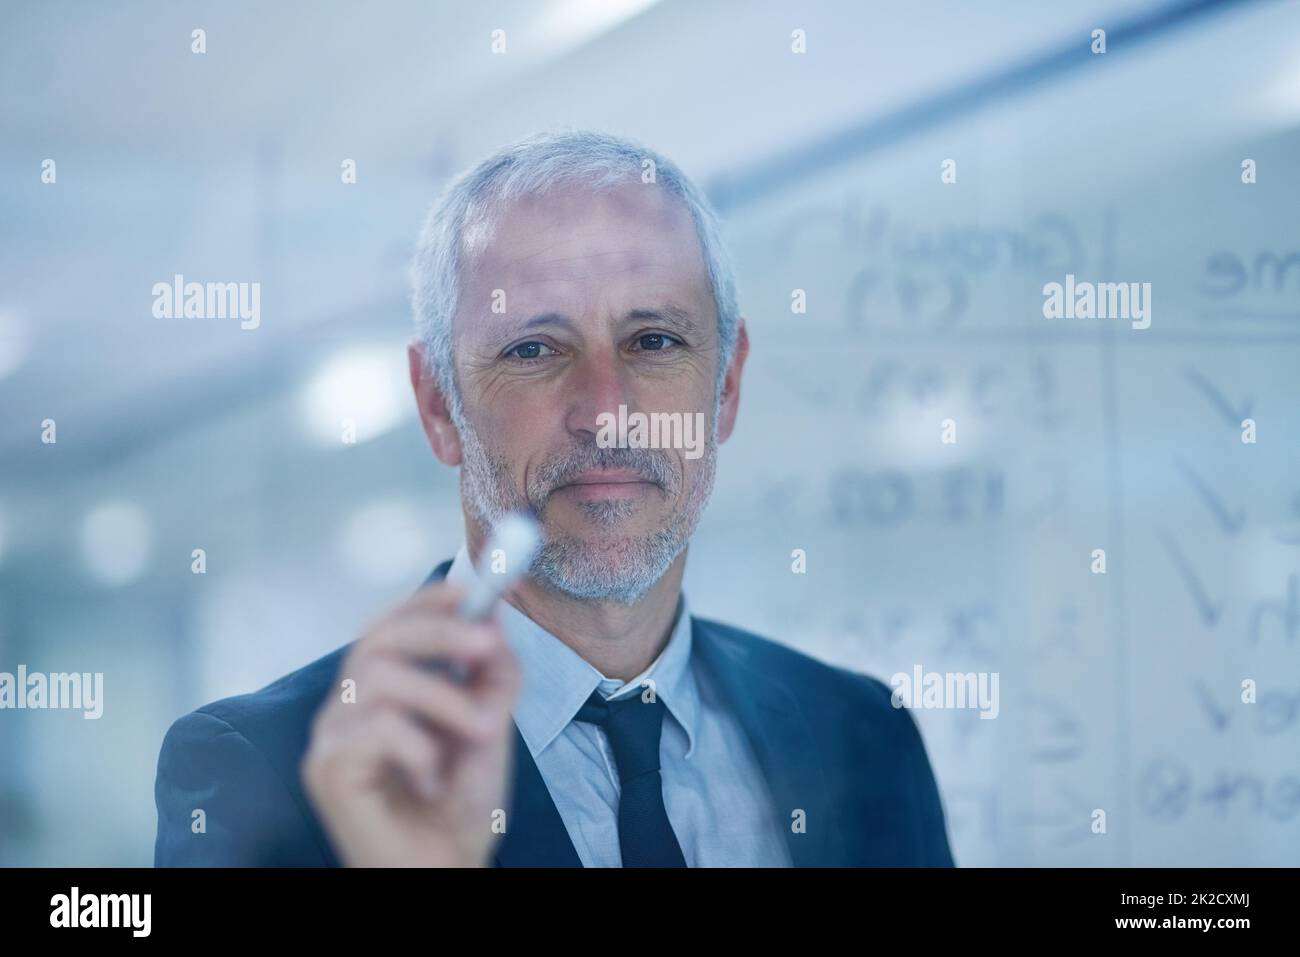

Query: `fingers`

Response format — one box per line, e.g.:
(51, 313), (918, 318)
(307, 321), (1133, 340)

(300, 581), (526, 868)
(306, 706), (445, 803)
(317, 584), (521, 747)
(330, 655), (502, 745)
(359, 584), (499, 664)
(311, 583), (522, 794)
(364, 615), (500, 665)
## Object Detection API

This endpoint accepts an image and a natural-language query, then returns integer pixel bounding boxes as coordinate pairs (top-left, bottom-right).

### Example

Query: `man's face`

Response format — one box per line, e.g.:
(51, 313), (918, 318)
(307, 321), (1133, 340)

(449, 181), (726, 604)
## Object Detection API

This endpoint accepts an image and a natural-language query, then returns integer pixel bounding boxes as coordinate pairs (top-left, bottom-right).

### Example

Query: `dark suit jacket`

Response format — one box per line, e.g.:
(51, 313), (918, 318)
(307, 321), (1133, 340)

(154, 560), (956, 866)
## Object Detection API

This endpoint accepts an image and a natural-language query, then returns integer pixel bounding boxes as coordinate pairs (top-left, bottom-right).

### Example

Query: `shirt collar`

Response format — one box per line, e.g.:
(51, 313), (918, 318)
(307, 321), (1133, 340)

(444, 542), (699, 761)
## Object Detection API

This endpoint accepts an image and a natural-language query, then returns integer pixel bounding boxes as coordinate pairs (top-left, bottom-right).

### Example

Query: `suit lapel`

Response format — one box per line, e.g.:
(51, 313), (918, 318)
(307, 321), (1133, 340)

(424, 560), (582, 867)
(693, 618), (836, 867)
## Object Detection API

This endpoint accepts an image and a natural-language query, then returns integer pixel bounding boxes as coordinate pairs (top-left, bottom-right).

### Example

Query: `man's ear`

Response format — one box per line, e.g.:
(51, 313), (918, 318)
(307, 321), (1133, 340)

(408, 340), (463, 467)
(715, 318), (749, 445)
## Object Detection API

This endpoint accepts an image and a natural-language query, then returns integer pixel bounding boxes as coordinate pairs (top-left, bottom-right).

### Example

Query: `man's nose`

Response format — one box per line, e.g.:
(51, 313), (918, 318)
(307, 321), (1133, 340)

(563, 350), (631, 440)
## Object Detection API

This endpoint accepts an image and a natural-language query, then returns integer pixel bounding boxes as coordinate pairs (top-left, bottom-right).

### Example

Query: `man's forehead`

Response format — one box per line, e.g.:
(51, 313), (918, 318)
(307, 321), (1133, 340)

(461, 181), (709, 289)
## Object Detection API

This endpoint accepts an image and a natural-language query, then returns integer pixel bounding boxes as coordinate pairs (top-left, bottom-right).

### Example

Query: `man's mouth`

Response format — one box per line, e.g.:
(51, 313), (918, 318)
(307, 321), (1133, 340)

(555, 468), (658, 501)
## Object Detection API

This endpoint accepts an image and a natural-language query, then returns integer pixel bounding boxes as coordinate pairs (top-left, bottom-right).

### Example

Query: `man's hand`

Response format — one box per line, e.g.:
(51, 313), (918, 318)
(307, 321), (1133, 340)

(301, 582), (521, 867)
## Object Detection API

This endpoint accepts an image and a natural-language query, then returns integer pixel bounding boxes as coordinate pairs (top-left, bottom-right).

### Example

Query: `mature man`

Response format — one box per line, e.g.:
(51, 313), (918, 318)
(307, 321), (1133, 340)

(154, 130), (955, 867)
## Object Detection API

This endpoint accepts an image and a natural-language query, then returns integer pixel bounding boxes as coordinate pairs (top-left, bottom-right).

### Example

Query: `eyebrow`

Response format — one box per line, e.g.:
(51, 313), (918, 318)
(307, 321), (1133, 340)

(493, 305), (702, 345)
(623, 306), (699, 335)
(514, 311), (577, 336)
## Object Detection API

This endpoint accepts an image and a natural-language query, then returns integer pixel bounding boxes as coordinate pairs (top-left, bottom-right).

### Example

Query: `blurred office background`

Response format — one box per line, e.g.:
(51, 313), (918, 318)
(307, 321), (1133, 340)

(1, 0), (1298, 866)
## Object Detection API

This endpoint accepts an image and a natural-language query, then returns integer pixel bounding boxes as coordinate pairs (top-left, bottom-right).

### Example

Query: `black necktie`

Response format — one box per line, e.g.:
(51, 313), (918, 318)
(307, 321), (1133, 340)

(573, 688), (688, 867)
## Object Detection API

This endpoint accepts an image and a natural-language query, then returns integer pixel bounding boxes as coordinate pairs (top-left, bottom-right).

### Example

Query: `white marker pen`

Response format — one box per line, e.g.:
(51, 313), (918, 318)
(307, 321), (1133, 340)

(434, 512), (541, 684)
(457, 512), (542, 622)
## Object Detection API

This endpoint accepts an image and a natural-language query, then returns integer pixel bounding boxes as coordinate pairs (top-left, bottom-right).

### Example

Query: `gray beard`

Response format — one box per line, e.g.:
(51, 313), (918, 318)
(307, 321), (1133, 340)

(455, 408), (717, 605)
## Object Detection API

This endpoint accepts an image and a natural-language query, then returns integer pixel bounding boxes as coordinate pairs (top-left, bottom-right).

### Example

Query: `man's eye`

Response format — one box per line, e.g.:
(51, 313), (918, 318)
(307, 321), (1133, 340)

(633, 333), (681, 352)
(505, 341), (555, 361)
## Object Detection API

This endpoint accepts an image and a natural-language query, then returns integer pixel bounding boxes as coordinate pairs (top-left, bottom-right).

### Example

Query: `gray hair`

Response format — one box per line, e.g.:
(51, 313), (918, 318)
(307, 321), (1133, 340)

(408, 129), (740, 423)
